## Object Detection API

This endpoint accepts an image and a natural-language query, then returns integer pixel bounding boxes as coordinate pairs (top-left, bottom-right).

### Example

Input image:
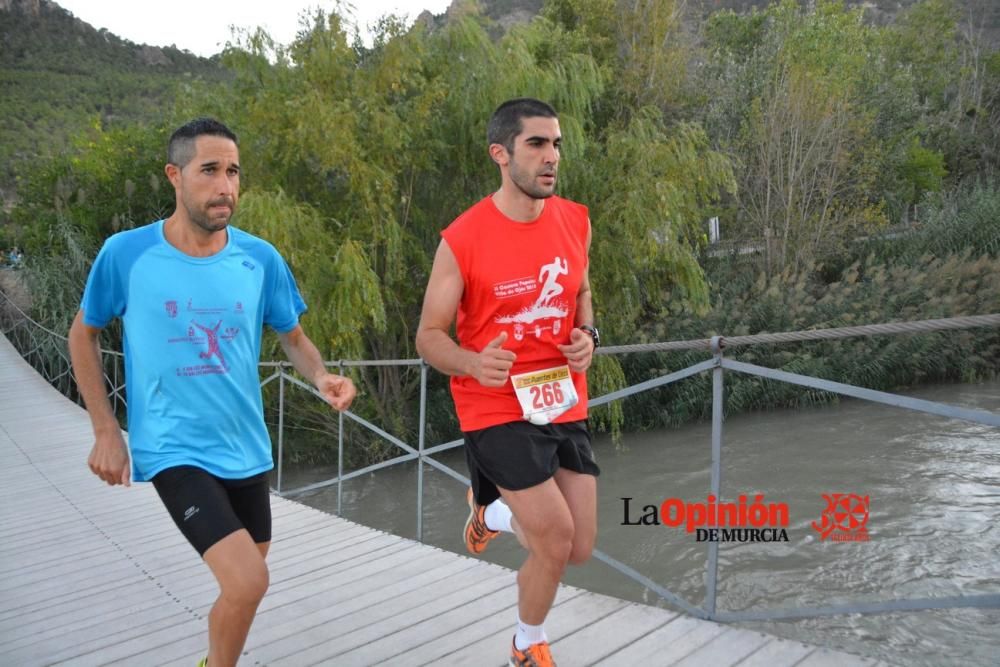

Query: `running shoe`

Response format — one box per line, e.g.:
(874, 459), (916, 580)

(509, 638), (556, 667)
(464, 487), (499, 554)
(196, 658), (207, 667)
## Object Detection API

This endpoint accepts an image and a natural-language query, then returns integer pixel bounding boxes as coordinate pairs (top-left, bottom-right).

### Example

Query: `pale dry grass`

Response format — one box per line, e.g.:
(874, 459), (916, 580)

(0, 269), (31, 320)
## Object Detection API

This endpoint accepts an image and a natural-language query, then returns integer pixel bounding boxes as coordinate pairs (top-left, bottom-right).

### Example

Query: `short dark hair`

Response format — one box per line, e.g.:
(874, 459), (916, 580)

(167, 118), (238, 167)
(487, 98), (558, 153)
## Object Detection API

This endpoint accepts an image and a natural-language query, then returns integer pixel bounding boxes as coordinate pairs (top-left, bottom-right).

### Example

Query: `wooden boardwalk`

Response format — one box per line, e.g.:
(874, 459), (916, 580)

(0, 334), (883, 666)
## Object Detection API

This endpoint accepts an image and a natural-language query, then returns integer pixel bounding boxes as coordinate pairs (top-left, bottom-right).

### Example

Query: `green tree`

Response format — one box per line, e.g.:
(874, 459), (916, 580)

(703, 0), (887, 273)
(12, 121), (174, 256)
(882, 0), (999, 181)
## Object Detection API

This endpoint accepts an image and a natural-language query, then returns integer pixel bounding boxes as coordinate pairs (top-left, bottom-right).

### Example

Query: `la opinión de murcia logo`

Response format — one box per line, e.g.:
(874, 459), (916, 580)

(621, 495), (790, 543)
(811, 493), (870, 542)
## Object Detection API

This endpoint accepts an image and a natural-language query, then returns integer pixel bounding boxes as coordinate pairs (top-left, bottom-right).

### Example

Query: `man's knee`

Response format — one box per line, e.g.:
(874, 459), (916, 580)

(221, 561), (269, 606)
(529, 521), (574, 571)
(568, 541), (594, 566)
(567, 522), (595, 566)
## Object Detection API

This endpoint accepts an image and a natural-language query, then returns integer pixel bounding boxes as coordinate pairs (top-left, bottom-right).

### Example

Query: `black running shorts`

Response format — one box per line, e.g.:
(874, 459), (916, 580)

(464, 420), (600, 506)
(152, 465), (271, 556)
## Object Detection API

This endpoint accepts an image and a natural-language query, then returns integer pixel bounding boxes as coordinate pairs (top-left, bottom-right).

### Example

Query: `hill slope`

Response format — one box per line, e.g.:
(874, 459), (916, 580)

(0, 0), (227, 203)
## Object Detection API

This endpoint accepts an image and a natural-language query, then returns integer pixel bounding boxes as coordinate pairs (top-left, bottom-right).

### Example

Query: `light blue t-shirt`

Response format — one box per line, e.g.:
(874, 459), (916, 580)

(80, 220), (306, 482)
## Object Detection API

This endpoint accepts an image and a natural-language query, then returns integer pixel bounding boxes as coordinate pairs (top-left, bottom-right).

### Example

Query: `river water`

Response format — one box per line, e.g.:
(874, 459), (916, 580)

(280, 380), (1000, 666)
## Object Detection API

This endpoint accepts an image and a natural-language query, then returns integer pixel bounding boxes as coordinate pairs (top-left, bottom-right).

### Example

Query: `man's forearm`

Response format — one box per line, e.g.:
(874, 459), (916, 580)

(68, 322), (118, 435)
(416, 328), (476, 377)
(575, 287), (594, 328)
(281, 332), (328, 387)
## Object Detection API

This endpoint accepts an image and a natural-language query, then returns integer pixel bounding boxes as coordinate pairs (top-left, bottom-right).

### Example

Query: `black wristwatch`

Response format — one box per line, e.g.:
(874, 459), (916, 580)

(579, 324), (601, 348)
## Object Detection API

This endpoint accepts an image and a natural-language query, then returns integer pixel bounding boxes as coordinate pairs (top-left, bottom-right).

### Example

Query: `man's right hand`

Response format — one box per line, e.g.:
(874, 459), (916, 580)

(470, 332), (516, 387)
(88, 429), (131, 487)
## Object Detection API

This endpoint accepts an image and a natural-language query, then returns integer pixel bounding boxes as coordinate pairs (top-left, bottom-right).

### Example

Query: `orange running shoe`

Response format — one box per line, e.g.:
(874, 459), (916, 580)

(463, 487), (499, 554)
(509, 639), (556, 667)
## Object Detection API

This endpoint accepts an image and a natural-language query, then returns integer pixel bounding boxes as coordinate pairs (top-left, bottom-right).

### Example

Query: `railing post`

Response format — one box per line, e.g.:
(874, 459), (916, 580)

(416, 361), (428, 542)
(337, 360), (344, 517)
(277, 363), (285, 494)
(706, 335), (725, 618)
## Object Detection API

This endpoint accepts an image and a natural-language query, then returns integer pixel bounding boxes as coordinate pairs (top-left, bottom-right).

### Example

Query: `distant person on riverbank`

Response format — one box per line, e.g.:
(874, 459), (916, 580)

(4, 247), (23, 268)
(416, 98), (600, 667)
(68, 118), (356, 667)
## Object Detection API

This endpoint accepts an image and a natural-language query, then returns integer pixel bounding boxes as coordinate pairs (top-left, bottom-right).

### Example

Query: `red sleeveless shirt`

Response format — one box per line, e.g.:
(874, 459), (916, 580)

(442, 195), (590, 431)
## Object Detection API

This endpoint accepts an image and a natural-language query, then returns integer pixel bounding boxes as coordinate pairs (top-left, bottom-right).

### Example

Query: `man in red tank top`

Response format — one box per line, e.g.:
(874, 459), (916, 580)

(417, 98), (600, 667)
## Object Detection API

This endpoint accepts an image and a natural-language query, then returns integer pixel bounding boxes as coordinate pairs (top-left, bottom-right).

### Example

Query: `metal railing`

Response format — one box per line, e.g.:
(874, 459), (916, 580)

(2, 285), (999, 624)
(0, 293), (127, 417)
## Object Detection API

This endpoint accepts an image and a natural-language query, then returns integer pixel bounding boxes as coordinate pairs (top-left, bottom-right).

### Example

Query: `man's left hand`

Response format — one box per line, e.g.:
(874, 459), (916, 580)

(558, 327), (594, 373)
(315, 373), (357, 412)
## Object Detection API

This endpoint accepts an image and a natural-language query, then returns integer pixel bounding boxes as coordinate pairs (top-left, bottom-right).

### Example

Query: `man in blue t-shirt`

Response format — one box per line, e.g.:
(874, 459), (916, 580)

(68, 118), (356, 666)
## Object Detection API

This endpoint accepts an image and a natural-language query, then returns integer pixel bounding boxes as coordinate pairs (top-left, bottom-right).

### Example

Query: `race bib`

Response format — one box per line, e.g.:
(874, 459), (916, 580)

(511, 365), (578, 426)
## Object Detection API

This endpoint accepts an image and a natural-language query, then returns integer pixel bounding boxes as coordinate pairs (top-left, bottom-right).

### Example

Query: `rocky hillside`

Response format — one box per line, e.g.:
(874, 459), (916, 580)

(425, 0), (999, 45)
(689, 0), (999, 45)
(0, 0), (227, 203)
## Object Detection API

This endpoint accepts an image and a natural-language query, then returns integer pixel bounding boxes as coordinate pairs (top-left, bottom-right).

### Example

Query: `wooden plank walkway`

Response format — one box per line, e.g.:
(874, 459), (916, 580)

(0, 333), (883, 666)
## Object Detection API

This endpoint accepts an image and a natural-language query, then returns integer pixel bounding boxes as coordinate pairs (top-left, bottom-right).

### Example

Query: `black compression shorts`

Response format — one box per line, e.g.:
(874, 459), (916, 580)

(152, 465), (271, 556)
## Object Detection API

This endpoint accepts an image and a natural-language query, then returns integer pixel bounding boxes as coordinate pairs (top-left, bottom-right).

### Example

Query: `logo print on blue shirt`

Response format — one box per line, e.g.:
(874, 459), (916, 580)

(242, 260), (255, 270)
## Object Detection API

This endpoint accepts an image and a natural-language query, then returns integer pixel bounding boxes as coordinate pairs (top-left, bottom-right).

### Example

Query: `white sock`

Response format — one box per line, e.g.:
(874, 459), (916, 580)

(514, 616), (547, 650)
(483, 499), (513, 533)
